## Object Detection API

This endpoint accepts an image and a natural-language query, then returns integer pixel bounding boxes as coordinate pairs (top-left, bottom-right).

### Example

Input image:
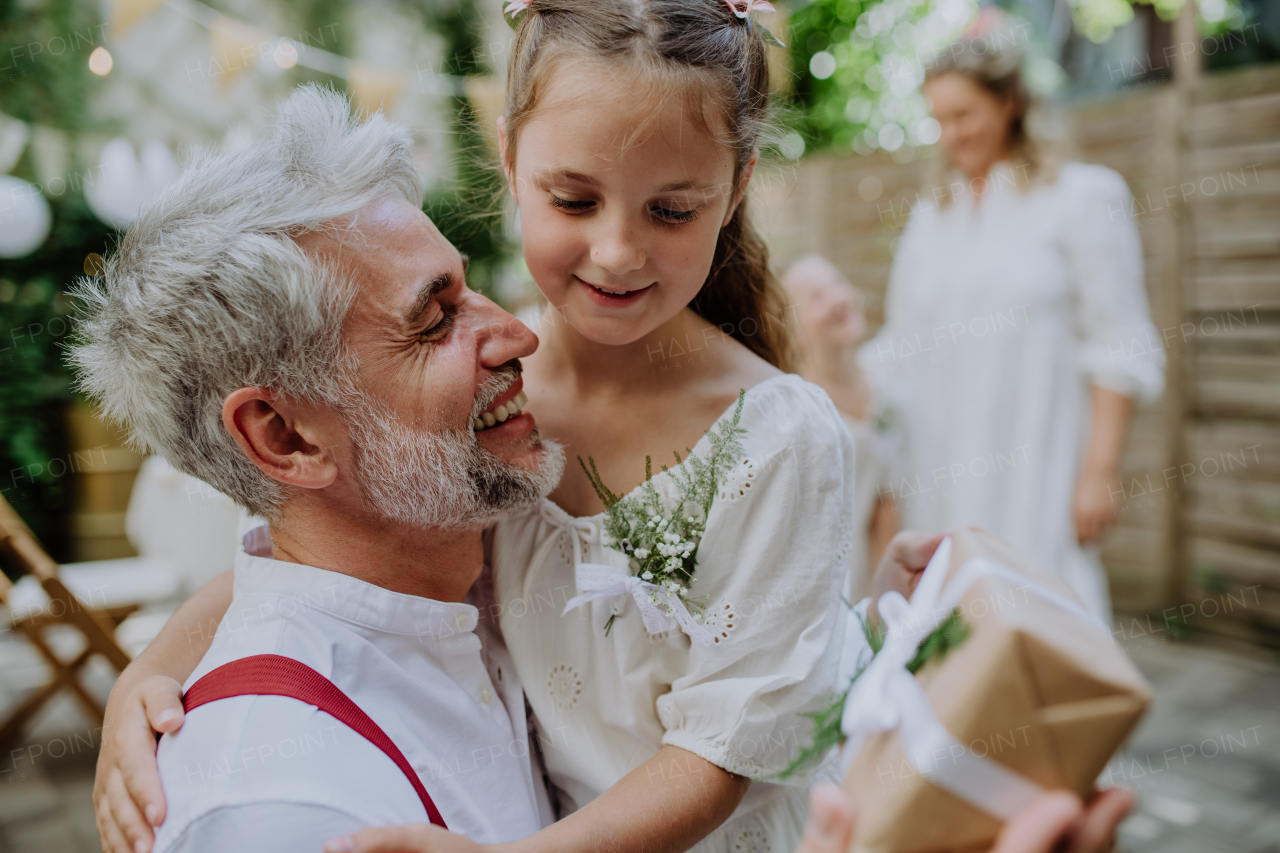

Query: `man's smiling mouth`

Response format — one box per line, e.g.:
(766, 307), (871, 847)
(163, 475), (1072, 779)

(473, 383), (529, 432)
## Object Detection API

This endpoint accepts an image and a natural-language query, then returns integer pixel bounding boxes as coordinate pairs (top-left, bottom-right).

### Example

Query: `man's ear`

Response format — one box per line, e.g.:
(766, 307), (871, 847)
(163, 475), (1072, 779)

(722, 149), (760, 227)
(221, 388), (338, 490)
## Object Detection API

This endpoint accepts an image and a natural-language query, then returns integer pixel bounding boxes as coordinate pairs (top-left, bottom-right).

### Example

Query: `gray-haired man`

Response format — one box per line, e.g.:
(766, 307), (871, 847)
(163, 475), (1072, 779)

(77, 85), (564, 852)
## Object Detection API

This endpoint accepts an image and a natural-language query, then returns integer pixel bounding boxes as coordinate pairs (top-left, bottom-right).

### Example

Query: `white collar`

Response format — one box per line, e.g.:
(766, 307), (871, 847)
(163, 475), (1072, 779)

(235, 524), (479, 649)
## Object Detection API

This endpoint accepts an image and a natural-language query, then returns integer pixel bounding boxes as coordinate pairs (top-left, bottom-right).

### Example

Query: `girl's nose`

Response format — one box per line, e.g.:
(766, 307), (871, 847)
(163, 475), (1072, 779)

(591, 218), (646, 275)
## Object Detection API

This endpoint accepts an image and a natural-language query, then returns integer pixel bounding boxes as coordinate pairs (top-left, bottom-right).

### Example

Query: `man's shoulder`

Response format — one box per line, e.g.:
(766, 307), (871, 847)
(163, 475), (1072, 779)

(156, 801), (365, 853)
(155, 693), (428, 849)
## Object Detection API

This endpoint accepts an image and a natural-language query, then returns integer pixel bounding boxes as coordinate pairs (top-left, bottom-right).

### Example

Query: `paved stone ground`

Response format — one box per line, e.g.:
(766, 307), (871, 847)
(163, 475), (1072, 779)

(0, 628), (1277, 852)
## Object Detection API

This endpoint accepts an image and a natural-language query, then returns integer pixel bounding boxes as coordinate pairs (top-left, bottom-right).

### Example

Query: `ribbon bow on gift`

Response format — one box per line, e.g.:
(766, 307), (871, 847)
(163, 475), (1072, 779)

(562, 562), (715, 647)
(839, 537), (1109, 821)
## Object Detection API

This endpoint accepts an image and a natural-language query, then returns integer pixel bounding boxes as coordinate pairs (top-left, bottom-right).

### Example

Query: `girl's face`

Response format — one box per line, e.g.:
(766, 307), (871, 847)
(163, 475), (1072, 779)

(922, 72), (1015, 181)
(504, 60), (749, 346)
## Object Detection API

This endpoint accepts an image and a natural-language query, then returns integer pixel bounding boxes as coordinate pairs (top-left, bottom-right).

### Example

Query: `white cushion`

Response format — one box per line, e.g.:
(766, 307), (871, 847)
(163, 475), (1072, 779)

(7, 557), (184, 622)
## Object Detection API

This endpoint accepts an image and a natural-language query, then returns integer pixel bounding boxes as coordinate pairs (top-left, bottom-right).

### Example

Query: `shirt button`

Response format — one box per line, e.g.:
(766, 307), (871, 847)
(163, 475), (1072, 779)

(480, 686), (492, 704)
(454, 613), (468, 630)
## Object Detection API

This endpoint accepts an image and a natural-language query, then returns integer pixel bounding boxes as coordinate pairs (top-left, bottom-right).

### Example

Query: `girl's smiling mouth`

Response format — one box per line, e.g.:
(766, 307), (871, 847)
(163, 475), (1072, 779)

(577, 276), (655, 307)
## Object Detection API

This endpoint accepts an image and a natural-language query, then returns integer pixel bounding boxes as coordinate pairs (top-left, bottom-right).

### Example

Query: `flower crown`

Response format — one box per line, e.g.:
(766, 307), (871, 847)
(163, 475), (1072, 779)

(504, 0), (784, 45)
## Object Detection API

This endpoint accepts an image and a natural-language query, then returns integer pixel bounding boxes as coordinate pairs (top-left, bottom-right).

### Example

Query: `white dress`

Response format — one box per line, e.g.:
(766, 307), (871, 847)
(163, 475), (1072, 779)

(489, 374), (855, 851)
(859, 162), (1164, 619)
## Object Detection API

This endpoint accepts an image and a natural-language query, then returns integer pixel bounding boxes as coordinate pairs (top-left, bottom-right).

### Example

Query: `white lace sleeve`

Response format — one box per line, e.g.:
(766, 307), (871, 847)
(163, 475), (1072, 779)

(655, 378), (856, 783)
(1062, 164), (1165, 402)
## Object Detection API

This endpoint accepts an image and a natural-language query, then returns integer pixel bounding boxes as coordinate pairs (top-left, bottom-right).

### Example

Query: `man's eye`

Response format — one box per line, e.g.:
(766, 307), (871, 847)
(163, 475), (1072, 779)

(549, 195), (594, 213)
(651, 206), (697, 224)
(420, 312), (454, 343)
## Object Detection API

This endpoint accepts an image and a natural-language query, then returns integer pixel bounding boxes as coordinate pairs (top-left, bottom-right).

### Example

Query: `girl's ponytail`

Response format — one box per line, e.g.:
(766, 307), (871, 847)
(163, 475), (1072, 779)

(693, 198), (796, 373)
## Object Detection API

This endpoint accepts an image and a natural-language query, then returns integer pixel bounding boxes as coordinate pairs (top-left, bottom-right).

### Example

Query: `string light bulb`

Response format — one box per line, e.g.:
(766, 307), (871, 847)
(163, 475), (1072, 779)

(88, 47), (113, 75)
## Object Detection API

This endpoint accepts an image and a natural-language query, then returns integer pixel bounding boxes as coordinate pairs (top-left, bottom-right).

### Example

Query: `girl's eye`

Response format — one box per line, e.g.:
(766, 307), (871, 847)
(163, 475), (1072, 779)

(651, 206), (698, 224)
(549, 194), (594, 213)
(420, 312), (454, 343)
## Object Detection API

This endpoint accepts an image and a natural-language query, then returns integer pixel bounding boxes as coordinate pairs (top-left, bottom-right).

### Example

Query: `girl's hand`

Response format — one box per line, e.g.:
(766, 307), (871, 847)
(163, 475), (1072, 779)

(796, 782), (1135, 853)
(1074, 469), (1119, 545)
(94, 675), (186, 853)
(324, 825), (488, 853)
(866, 530), (948, 629)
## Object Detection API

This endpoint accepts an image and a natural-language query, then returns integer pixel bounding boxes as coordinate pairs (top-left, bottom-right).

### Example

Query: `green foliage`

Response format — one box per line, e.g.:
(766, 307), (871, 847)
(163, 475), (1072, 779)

(785, 0), (932, 153)
(0, 197), (116, 567)
(0, 0), (117, 566)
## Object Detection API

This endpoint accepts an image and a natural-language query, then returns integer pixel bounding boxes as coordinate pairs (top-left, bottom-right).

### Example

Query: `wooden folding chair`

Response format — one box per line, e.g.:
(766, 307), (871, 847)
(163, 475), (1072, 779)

(0, 495), (136, 747)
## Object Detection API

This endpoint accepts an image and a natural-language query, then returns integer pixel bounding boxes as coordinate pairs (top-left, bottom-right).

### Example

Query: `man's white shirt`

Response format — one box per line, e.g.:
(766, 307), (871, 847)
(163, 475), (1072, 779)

(152, 525), (550, 852)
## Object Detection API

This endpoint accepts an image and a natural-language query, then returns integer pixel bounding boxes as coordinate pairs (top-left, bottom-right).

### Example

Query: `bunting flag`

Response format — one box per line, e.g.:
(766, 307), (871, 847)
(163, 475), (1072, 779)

(348, 62), (409, 117)
(209, 15), (268, 90)
(109, 0), (167, 38)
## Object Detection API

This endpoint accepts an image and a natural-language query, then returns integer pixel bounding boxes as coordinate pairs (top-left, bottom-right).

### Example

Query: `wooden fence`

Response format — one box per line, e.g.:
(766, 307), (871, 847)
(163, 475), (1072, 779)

(755, 62), (1280, 646)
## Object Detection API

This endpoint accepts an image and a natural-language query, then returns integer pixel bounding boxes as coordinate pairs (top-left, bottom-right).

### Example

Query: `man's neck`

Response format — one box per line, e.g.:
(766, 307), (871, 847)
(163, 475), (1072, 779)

(264, 496), (485, 604)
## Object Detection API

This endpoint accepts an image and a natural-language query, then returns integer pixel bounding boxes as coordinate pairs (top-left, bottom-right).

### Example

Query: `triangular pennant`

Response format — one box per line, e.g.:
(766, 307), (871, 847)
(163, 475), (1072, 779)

(210, 15), (266, 91)
(348, 61), (408, 118)
(110, 0), (166, 38)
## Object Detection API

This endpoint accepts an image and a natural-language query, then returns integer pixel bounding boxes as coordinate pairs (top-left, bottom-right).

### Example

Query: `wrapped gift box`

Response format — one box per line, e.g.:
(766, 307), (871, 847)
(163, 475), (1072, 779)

(841, 526), (1152, 853)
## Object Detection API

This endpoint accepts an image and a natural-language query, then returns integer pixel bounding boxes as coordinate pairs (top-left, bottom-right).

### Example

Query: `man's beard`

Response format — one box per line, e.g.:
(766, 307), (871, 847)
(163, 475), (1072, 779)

(342, 373), (564, 529)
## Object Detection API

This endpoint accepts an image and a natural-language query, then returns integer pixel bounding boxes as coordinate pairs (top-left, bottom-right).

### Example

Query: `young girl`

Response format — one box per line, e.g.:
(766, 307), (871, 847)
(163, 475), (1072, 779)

(782, 255), (901, 601)
(94, 1), (856, 850)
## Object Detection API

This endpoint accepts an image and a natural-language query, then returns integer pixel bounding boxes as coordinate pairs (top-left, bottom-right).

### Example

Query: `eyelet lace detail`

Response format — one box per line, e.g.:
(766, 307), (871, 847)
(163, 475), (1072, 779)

(546, 663), (583, 712)
(833, 517), (855, 566)
(719, 457), (757, 502)
(733, 826), (773, 853)
(701, 601), (738, 644)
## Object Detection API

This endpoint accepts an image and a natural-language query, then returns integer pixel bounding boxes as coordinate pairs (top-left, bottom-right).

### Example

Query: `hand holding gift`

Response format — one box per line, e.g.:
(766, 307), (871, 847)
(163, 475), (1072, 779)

(839, 527), (1152, 853)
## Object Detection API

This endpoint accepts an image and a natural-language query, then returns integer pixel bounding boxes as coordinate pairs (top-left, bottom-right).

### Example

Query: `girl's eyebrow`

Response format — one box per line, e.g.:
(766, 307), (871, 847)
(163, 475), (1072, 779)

(532, 167), (717, 195)
(533, 167), (598, 187)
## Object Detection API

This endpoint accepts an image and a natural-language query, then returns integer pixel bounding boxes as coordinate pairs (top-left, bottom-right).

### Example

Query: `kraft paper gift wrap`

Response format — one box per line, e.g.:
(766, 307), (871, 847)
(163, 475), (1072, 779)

(840, 526), (1152, 853)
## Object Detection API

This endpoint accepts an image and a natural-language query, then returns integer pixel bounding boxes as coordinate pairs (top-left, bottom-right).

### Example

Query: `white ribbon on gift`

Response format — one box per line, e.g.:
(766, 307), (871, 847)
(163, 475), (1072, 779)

(838, 537), (1111, 820)
(562, 562), (715, 647)
(542, 503), (715, 647)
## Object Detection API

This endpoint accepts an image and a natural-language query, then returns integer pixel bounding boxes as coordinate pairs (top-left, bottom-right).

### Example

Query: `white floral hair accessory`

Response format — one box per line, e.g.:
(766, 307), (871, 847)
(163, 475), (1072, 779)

(722, 0), (785, 47)
(504, 0), (532, 21)
(724, 0), (776, 17)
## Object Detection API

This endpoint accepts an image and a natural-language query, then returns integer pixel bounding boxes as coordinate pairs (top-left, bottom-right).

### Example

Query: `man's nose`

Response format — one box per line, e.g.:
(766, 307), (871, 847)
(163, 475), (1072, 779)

(474, 293), (538, 367)
(590, 214), (646, 275)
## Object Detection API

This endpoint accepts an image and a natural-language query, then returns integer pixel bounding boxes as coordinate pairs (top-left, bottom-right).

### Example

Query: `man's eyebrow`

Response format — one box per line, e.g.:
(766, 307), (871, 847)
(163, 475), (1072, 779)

(404, 271), (454, 328)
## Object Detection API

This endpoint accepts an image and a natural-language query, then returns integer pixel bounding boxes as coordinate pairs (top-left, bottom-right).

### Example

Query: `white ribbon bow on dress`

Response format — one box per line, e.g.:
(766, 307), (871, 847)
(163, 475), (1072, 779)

(544, 503), (715, 647)
(561, 562), (715, 647)
(838, 537), (1110, 820)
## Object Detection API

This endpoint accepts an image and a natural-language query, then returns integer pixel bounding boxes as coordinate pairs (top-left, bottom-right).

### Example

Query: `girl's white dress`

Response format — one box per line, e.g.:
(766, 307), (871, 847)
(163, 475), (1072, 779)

(488, 374), (855, 851)
(859, 162), (1164, 618)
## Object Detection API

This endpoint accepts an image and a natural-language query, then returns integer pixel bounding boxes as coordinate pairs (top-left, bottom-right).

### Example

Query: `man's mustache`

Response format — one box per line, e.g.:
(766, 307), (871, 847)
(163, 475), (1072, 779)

(470, 360), (523, 422)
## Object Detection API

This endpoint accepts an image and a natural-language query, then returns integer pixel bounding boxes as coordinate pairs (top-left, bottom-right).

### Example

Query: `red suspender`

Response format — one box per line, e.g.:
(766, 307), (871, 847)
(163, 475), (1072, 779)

(182, 654), (447, 828)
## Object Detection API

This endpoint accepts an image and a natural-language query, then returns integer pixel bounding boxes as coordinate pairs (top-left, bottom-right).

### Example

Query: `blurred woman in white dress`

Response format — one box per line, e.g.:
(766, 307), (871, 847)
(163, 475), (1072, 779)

(860, 17), (1164, 619)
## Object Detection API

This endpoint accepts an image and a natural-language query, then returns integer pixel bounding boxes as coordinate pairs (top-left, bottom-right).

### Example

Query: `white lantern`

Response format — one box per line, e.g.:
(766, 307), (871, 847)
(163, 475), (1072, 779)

(85, 137), (178, 228)
(0, 175), (53, 258)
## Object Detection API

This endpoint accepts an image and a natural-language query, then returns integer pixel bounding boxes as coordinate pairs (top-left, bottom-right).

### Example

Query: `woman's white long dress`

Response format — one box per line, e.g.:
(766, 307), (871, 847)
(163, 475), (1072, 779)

(859, 162), (1164, 618)
(488, 375), (854, 851)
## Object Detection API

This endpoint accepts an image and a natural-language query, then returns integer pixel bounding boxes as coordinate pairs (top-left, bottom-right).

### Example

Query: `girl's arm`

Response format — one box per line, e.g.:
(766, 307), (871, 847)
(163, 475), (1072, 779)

(94, 570), (235, 853)
(1073, 386), (1133, 544)
(329, 745), (749, 853)
(868, 497), (899, 568)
